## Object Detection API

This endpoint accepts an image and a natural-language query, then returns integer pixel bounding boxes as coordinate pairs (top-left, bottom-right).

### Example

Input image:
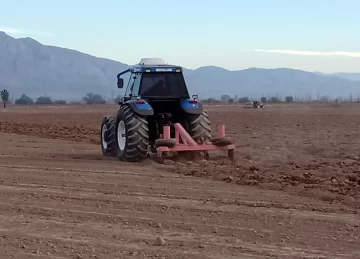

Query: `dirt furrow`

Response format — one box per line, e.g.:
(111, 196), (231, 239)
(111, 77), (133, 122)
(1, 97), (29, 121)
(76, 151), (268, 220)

(1, 190), (359, 254)
(1, 216), (357, 259)
(0, 228), (257, 259)
(0, 164), (355, 214)
(1, 184), (359, 226)
(1, 105), (360, 258)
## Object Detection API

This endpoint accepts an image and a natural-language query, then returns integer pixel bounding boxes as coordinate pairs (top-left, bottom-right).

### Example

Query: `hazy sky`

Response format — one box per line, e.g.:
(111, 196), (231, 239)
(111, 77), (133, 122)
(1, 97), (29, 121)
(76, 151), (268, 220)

(1, 0), (359, 73)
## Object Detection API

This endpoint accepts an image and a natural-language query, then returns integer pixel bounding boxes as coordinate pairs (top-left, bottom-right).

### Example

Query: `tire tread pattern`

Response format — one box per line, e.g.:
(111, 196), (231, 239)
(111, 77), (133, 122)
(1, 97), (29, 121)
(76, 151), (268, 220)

(105, 116), (116, 156)
(101, 115), (116, 156)
(186, 109), (212, 143)
(119, 105), (149, 162)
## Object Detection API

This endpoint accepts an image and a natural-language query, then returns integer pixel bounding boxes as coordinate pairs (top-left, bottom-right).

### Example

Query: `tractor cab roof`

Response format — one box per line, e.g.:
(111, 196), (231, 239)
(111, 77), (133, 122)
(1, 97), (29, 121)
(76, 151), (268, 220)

(117, 58), (183, 78)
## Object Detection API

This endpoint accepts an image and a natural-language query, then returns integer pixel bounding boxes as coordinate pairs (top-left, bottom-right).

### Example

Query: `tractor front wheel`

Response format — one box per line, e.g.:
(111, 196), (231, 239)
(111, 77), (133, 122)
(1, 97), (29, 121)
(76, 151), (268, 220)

(100, 116), (116, 156)
(115, 105), (149, 162)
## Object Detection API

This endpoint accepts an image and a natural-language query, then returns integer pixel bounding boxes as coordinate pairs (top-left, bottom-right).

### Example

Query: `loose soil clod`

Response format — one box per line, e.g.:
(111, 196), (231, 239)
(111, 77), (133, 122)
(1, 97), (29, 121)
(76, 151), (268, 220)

(155, 236), (166, 246)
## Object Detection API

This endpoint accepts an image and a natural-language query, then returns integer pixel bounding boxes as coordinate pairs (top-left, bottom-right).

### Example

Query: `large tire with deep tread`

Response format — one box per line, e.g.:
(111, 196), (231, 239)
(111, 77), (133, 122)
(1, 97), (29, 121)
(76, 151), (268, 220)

(115, 105), (149, 162)
(100, 116), (116, 156)
(184, 109), (212, 144)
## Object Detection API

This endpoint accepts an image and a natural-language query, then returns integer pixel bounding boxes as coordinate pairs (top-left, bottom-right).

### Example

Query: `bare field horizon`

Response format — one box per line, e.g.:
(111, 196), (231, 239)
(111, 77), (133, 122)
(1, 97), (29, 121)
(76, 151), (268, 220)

(0, 103), (359, 258)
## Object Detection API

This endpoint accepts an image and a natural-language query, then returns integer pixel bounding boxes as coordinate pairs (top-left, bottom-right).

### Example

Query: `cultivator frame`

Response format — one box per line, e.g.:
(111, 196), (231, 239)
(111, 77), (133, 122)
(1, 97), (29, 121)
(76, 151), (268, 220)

(155, 123), (235, 163)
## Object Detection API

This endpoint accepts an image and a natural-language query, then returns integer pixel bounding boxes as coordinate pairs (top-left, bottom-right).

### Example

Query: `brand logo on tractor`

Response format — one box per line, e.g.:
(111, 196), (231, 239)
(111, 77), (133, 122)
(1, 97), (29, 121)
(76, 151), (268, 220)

(156, 68), (173, 72)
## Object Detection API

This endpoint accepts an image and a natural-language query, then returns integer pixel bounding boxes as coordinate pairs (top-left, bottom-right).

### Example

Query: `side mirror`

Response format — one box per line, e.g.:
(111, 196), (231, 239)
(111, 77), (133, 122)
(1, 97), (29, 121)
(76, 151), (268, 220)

(117, 78), (124, 88)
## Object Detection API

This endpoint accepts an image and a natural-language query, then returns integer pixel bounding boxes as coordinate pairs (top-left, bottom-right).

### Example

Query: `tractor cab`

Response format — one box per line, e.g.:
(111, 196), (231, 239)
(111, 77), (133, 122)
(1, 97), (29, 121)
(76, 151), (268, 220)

(116, 58), (198, 125)
(117, 58), (189, 100)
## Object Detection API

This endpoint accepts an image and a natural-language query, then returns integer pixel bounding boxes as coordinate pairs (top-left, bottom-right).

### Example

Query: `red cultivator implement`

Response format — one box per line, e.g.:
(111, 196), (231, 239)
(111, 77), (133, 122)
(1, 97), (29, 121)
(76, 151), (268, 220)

(155, 123), (235, 163)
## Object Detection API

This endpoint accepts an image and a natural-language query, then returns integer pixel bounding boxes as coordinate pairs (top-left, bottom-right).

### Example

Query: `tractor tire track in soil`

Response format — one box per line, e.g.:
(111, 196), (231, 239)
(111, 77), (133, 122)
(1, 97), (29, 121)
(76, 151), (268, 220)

(1, 104), (360, 208)
(0, 131), (359, 258)
(0, 104), (360, 258)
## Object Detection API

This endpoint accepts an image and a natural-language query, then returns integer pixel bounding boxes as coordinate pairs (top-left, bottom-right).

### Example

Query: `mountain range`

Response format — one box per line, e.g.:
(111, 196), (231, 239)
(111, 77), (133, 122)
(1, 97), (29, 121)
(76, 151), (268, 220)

(1, 31), (360, 101)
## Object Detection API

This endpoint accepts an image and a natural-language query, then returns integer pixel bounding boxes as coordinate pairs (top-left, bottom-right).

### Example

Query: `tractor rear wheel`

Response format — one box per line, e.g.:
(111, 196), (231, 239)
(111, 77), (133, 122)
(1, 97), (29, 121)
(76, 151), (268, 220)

(115, 105), (149, 162)
(100, 116), (116, 156)
(184, 109), (212, 144)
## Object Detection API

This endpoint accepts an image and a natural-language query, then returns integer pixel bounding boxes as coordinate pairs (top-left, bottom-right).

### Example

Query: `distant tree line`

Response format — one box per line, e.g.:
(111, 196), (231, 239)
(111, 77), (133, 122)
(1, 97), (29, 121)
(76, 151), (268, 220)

(201, 94), (302, 104)
(14, 94), (68, 105)
(8, 90), (360, 106)
(202, 95), (294, 104)
(201, 92), (360, 104)
(12, 92), (123, 105)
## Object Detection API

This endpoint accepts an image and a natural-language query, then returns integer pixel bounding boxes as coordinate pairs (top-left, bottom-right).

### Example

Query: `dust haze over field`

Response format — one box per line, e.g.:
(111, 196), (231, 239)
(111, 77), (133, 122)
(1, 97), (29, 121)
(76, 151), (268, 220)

(0, 103), (359, 258)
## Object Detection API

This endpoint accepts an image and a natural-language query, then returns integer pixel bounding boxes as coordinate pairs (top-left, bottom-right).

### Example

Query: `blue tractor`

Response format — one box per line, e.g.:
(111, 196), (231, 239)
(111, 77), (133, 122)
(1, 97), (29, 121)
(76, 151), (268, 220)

(100, 58), (212, 162)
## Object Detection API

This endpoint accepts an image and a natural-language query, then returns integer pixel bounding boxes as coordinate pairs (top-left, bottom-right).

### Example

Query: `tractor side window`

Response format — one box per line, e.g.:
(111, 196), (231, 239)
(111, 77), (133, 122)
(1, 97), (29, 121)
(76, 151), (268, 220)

(125, 74), (135, 97)
(131, 73), (142, 97)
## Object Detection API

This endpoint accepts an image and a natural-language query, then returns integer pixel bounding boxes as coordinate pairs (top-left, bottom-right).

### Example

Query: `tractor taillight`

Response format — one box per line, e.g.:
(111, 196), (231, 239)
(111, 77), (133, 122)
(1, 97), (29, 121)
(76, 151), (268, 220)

(189, 100), (197, 104)
(136, 100), (145, 104)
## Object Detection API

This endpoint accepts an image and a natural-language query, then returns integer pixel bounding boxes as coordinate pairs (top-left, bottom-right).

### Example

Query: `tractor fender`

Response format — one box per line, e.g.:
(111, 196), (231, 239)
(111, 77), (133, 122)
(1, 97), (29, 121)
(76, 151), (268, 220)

(181, 99), (203, 115)
(124, 99), (154, 116)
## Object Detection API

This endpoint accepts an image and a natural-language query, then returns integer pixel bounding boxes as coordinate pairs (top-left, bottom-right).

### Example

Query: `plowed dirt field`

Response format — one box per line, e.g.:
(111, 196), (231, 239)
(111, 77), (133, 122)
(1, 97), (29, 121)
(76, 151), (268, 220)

(0, 103), (359, 258)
